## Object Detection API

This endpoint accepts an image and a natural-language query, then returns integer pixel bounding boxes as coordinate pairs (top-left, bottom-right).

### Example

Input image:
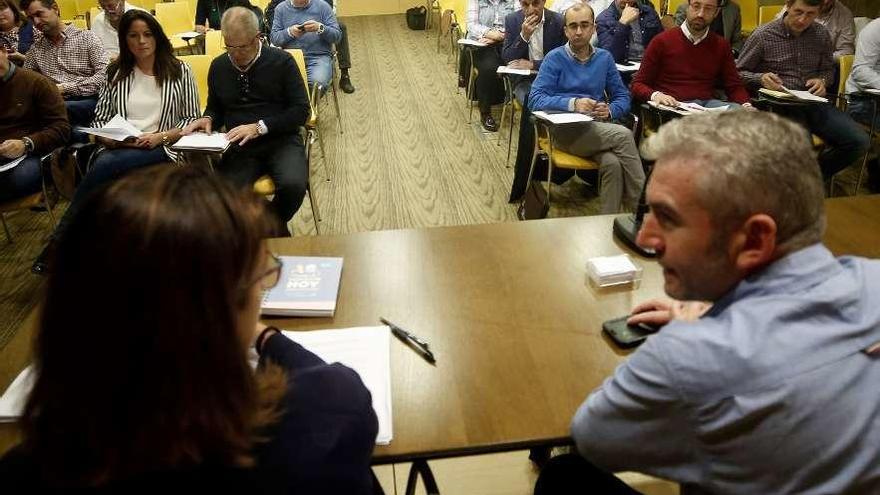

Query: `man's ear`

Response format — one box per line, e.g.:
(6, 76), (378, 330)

(729, 214), (777, 274)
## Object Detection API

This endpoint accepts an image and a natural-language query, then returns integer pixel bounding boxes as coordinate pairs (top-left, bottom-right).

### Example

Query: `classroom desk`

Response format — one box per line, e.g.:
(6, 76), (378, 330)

(263, 194), (880, 467)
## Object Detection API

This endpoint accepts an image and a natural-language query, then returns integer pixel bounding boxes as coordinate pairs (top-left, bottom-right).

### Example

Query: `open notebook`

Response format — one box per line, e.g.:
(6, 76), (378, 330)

(3, 327), (393, 445)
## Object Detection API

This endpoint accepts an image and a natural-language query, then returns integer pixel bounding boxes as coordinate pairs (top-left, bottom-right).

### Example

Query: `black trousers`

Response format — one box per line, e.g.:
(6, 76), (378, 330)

(534, 454), (643, 495)
(216, 134), (308, 229)
(337, 22), (352, 70)
(472, 45), (505, 114)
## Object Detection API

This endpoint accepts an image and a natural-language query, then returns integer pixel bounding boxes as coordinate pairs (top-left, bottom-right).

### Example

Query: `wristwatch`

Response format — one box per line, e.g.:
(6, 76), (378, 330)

(316, 22), (325, 34)
(22, 137), (35, 154)
(161, 133), (170, 146)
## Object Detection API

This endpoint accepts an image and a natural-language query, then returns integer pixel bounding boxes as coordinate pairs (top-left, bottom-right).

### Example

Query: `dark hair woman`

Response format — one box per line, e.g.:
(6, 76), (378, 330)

(0, 0), (38, 65)
(0, 166), (378, 493)
(31, 10), (200, 274)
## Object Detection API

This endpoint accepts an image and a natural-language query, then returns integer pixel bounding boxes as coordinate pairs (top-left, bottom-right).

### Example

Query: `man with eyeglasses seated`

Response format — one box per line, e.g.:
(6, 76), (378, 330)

(528, 2), (645, 214)
(736, 0), (868, 181)
(631, 0), (752, 110)
(774, 0), (853, 62)
(184, 7), (310, 236)
(269, 0), (341, 92)
(90, 0), (145, 58)
(671, 0), (742, 55)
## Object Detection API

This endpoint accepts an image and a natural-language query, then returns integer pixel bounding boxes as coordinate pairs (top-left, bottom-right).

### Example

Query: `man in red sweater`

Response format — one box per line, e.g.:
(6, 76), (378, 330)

(631, 0), (751, 109)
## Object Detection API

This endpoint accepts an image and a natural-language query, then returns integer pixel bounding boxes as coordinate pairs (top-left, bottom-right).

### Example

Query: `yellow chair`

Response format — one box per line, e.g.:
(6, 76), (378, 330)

(56, 0), (79, 17)
(250, 49), (323, 234)
(204, 30), (224, 58)
(65, 18), (88, 29)
(87, 6), (100, 28)
(736, 0), (758, 35)
(177, 54), (210, 112)
(758, 4), (783, 25)
(74, 0), (98, 17)
(522, 116), (600, 216)
(175, 0), (197, 25)
(155, 2), (196, 53)
(138, 0), (162, 14)
(666, 0), (687, 16)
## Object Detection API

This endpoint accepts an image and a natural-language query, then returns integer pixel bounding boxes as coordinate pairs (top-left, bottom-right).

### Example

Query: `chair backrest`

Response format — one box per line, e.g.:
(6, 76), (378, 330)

(155, 1), (194, 35)
(175, 0), (197, 25)
(177, 54), (211, 112)
(138, 0), (162, 14)
(758, 4), (783, 25)
(837, 54), (854, 104)
(666, 0), (687, 16)
(204, 29), (224, 57)
(87, 6), (100, 28)
(66, 18), (88, 29)
(285, 48), (313, 106)
(735, 0), (758, 34)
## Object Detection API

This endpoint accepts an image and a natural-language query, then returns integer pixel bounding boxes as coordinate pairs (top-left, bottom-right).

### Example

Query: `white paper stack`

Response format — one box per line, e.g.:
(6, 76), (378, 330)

(586, 254), (642, 288)
(78, 114), (143, 142)
(172, 132), (230, 152)
(533, 111), (594, 125)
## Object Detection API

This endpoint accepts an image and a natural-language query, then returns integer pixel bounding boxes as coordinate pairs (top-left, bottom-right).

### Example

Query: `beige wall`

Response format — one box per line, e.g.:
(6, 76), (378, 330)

(337, 0), (413, 16)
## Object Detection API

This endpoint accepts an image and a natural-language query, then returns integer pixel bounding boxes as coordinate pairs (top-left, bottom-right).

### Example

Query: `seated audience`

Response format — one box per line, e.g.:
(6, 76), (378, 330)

(186, 7), (310, 237)
(528, 3), (645, 214)
(31, 10), (200, 274)
(536, 109), (880, 495)
(502, 0), (567, 201)
(0, 0), (39, 65)
(775, 0), (854, 61)
(845, 16), (880, 191)
(632, 0), (751, 109)
(736, 0), (868, 180)
(90, 0), (145, 59)
(0, 48), (70, 203)
(0, 165), (379, 493)
(672, 0), (742, 54)
(270, 0), (341, 90)
(22, 0), (109, 128)
(461, 0), (518, 132)
(268, 0), (355, 93)
(553, 0), (610, 47)
(595, 0), (662, 64)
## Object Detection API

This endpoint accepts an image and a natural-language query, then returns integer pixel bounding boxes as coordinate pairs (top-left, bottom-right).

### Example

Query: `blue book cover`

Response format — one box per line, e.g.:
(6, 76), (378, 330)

(261, 256), (344, 317)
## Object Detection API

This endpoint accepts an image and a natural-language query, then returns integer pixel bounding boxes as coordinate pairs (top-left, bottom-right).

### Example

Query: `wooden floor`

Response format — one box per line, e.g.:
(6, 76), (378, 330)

(4, 11), (872, 494)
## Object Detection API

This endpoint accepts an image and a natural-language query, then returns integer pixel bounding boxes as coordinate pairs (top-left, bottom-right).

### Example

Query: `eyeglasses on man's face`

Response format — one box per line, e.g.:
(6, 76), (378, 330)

(688, 1), (718, 14)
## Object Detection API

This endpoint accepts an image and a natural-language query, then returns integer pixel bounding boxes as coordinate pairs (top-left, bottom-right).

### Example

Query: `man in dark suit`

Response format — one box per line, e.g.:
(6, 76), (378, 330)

(502, 0), (566, 104)
(503, 0), (569, 202)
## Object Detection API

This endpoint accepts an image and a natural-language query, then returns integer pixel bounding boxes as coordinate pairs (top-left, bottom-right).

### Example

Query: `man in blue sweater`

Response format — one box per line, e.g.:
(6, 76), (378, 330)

(528, 2), (644, 214)
(270, 0), (341, 90)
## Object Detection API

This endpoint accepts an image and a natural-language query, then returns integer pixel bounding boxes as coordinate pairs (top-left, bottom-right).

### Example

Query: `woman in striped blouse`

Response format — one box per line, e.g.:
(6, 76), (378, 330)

(31, 9), (200, 275)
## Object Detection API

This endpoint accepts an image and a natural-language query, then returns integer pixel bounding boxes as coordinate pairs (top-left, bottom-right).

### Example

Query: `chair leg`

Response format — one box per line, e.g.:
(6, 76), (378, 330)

(506, 105), (517, 164)
(308, 181), (321, 235)
(0, 213), (12, 243)
(331, 79), (343, 134)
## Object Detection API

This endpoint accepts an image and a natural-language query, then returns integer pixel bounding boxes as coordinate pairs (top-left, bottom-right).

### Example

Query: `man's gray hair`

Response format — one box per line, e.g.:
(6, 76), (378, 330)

(641, 111), (826, 254)
(563, 2), (595, 23)
(221, 6), (260, 37)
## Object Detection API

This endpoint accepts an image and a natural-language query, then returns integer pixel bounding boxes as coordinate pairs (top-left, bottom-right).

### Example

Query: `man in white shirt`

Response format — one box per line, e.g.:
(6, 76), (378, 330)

(90, 0), (145, 58)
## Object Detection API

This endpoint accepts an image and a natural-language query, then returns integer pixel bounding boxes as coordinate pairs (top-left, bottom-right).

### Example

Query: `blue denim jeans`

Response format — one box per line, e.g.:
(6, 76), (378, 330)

(305, 54), (333, 90)
(53, 146), (168, 238)
(848, 96), (880, 130)
(0, 156), (42, 203)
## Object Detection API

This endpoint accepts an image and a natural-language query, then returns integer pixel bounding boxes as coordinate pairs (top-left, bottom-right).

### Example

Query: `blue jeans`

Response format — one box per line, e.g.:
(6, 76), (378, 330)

(774, 103), (870, 178)
(53, 146), (168, 238)
(64, 97), (98, 127)
(687, 99), (742, 109)
(0, 156), (42, 203)
(305, 54), (333, 90)
(848, 96), (880, 130)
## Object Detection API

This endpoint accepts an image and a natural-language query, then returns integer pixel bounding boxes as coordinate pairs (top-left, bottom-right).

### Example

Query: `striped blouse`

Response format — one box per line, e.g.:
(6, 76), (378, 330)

(92, 60), (201, 162)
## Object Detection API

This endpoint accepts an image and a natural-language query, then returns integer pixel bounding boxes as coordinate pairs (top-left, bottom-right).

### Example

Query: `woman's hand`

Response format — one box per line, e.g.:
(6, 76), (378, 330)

(135, 132), (165, 149)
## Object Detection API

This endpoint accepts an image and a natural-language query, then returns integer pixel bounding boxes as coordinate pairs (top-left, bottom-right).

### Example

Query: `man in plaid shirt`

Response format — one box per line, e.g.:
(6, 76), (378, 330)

(22, 0), (108, 129)
(736, 0), (868, 180)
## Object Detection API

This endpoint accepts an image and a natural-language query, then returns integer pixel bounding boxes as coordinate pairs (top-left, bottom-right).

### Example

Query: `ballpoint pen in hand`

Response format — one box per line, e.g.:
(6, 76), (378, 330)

(380, 317), (436, 365)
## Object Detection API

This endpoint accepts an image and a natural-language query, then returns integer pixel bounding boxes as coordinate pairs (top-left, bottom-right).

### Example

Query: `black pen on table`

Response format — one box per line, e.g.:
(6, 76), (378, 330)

(380, 317), (436, 365)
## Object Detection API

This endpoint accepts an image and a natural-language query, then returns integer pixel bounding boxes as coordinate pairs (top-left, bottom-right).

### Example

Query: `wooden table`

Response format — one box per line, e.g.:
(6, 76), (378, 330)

(264, 194), (880, 467)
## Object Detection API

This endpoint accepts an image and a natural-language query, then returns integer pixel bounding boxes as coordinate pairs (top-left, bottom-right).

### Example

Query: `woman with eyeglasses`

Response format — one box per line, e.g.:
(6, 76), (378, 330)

(1, 166), (379, 493)
(0, 0), (39, 65)
(32, 10), (201, 274)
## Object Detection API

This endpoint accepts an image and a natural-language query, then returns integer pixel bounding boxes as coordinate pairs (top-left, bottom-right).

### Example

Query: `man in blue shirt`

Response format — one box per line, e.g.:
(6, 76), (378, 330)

(528, 2), (644, 214)
(270, 0), (341, 90)
(542, 111), (880, 494)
